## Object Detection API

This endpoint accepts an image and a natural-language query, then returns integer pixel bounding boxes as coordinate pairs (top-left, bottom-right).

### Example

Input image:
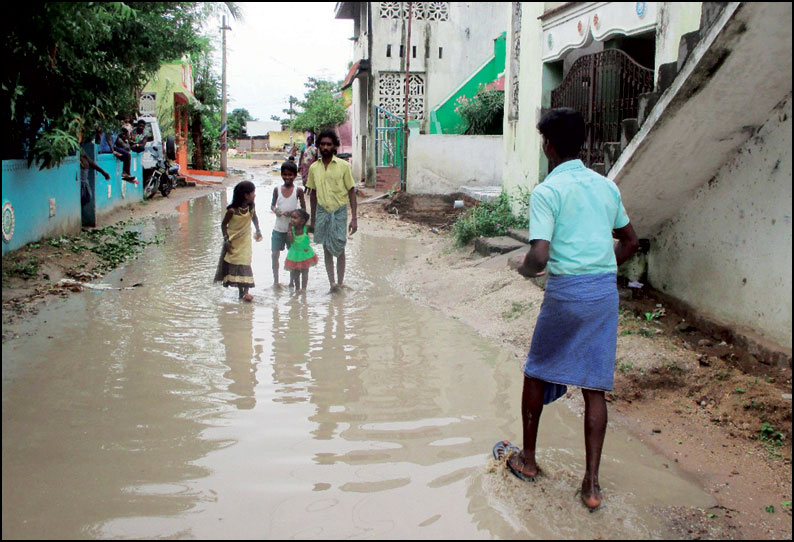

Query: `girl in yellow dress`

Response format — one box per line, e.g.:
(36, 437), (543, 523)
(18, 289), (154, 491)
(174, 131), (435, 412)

(214, 181), (263, 301)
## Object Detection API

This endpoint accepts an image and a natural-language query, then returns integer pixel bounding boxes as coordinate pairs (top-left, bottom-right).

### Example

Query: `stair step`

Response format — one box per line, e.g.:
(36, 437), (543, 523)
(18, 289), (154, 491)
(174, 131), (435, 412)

(638, 91), (661, 126)
(656, 62), (679, 93)
(700, 2), (728, 33)
(603, 142), (622, 173)
(474, 236), (526, 256)
(620, 119), (640, 151)
(677, 30), (702, 72)
(507, 227), (530, 244)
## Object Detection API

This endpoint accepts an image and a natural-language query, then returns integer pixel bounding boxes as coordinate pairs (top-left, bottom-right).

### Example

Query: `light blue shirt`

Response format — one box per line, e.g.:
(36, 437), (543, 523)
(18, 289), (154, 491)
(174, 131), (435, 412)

(529, 160), (630, 276)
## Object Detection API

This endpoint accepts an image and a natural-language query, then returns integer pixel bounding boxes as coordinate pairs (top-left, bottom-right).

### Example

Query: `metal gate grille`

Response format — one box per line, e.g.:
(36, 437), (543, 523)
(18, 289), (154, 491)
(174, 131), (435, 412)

(374, 105), (405, 188)
(551, 49), (654, 166)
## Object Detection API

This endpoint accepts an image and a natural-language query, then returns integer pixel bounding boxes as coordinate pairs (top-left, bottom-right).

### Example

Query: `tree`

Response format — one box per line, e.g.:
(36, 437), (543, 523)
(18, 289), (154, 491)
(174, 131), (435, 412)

(2, 2), (239, 168)
(228, 108), (255, 140)
(189, 43), (222, 170)
(290, 78), (347, 134)
(455, 88), (505, 135)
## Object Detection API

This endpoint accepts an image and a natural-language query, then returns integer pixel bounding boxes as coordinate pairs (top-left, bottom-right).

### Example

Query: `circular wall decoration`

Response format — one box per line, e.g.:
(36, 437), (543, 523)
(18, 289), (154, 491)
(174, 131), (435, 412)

(2, 200), (15, 243)
(593, 14), (600, 29)
(636, 2), (647, 18)
(577, 20), (583, 35)
(547, 33), (553, 50)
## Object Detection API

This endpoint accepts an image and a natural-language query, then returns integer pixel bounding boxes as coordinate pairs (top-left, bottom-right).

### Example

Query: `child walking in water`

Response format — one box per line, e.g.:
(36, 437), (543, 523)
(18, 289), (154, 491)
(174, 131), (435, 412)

(285, 209), (318, 292)
(270, 161), (306, 288)
(215, 181), (263, 301)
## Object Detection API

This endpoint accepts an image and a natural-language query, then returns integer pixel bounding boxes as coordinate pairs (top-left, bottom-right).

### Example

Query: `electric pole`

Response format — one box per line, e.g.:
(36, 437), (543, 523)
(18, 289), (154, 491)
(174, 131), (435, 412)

(220, 15), (232, 172)
(289, 96), (296, 149)
(403, 2), (412, 191)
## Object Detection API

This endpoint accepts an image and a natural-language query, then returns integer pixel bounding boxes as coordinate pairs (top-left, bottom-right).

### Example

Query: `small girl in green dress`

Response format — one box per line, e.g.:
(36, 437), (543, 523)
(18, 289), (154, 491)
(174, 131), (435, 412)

(285, 209), (319, 292)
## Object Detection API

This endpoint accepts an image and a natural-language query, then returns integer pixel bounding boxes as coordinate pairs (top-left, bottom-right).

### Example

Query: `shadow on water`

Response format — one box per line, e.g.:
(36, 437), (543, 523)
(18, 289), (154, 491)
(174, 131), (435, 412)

(3, 168), (714, 539)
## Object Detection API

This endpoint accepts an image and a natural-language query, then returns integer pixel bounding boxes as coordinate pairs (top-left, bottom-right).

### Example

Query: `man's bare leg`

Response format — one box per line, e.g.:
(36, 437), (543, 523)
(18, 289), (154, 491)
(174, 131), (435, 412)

(507, 375), (544, 477)
(336, 250), (346, 287)
(581, 388), (607, 509)
(323, 246), (337, 291)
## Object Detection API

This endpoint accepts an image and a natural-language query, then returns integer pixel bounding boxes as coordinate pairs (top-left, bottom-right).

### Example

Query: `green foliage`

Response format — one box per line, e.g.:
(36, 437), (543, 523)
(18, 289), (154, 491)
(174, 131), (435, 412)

(759, 422), (785, 446)
(2, 2), (235, 168)
(291, 78), (348, 133)
(455, 88), (505, 135)
(451, 188), (531, 246)
(189, 45), (222, 170)
(228, 108), (255, 140)
(2, 258), (40, 280)
(644, 306), (666, 321)
(502, 301), (534, 321)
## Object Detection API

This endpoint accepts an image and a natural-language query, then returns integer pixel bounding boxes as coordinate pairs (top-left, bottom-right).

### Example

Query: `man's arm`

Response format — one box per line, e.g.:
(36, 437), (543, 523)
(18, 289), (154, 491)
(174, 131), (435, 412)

(614, 223), (639, 267)
(298, 187), (306, 210)
(348, 187), (357, 234)
(518, 240), (549, 278)
(82, 152), (110, 180)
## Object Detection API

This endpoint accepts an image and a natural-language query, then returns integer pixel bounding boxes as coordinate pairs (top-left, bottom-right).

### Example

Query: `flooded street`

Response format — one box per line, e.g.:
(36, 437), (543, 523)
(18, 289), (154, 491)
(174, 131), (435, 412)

(3, 166), (715, 539)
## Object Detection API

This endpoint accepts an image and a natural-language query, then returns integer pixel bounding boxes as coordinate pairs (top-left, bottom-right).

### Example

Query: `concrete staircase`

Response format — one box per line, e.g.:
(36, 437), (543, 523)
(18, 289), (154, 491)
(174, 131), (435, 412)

(600, 3), (729, 176)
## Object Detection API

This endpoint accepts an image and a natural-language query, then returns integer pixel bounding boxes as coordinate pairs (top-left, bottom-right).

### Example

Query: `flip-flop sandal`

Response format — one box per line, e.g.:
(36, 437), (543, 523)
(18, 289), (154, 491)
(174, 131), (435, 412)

(492, 440), (538, 482)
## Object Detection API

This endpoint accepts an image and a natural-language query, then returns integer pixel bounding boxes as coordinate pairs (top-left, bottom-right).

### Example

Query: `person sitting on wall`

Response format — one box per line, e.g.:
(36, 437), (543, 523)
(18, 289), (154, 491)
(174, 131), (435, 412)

(130, 119), (148, 153)
(112, 128), (138, 184)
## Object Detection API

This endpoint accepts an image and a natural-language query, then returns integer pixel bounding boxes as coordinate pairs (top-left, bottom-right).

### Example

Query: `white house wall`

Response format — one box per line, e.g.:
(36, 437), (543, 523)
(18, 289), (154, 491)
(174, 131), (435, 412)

(370, 2), (509, 126)
(648, 94), (792, 349)
(502, 2), (545, 204)
(654, 2), (703, 70)
(407, 134), (503, 194)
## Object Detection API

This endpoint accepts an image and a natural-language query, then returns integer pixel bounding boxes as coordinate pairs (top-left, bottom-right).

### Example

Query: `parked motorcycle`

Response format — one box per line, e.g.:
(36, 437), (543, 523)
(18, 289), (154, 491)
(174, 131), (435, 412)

(143, 135), (180, 199)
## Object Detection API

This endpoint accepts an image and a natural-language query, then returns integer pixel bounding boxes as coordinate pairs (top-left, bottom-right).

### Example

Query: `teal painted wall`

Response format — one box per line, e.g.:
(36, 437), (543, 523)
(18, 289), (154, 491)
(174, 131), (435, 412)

(2, 157), (82, 256)
(92, 148), (145, 219)
(1, 147), (143, 256)
(430, 33), (507, 134)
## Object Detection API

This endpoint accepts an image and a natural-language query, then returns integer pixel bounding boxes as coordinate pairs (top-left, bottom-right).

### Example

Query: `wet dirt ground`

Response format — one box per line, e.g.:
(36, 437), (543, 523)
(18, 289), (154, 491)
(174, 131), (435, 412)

(0, 166), (742, 539)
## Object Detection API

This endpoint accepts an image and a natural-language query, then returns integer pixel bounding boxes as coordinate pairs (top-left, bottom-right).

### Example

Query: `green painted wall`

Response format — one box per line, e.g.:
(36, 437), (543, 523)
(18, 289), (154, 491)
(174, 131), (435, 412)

(142, 61), (194, 135)
(430, 32), (507, 134)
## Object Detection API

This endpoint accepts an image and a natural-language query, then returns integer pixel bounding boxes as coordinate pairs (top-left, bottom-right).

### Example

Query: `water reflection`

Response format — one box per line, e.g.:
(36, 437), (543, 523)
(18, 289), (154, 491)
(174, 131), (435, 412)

(271, 299), (311, 404)
(219, 306), (257, 410)
(308, 297), (365, 442)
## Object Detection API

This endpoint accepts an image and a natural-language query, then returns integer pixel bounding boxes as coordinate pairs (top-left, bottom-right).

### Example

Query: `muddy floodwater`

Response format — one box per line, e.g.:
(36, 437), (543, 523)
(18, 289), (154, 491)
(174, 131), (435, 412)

(3, 167), (715, 539)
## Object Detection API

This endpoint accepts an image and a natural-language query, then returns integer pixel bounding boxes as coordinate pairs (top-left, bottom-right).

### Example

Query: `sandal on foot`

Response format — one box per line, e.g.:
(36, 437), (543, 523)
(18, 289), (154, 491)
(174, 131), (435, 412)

(492, 440), (538, 482)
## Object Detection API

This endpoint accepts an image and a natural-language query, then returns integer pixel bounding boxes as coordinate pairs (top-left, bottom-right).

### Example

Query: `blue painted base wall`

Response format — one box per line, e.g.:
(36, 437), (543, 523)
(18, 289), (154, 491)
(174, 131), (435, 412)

(93, 148), (145, 218)
(2, 157), (82, 256)
(2, 147), (144, 257)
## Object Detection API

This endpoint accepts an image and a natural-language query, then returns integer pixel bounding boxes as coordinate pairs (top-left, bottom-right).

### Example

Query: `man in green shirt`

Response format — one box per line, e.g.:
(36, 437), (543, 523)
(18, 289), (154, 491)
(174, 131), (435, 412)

(307, 129), (358, 292)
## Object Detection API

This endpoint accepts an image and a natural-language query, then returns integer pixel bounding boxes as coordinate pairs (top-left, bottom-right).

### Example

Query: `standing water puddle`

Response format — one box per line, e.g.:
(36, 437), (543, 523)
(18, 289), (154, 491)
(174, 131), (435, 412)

(2, 168), (714, 539)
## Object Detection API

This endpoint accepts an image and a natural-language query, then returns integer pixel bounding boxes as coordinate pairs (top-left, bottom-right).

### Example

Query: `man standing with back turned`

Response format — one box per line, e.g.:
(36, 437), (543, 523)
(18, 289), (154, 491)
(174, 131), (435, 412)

(307, 129), (358, 292)
(494, 108), (639, 511)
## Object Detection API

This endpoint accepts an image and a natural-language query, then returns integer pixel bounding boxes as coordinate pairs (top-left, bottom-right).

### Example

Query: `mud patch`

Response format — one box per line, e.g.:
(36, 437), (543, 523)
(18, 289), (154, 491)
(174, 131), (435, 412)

(383, 192), (474, 228)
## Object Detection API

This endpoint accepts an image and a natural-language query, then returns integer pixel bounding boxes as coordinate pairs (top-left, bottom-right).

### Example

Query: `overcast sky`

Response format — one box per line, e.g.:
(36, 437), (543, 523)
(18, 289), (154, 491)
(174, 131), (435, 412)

(210, 2), (354, 122)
